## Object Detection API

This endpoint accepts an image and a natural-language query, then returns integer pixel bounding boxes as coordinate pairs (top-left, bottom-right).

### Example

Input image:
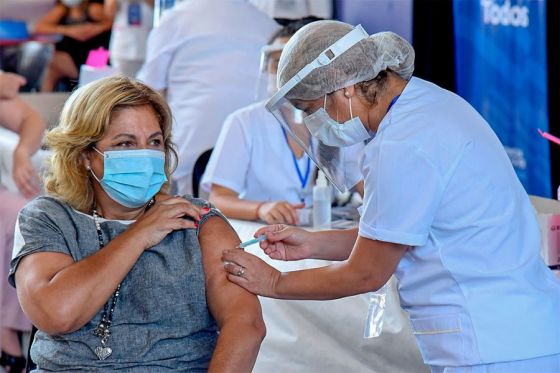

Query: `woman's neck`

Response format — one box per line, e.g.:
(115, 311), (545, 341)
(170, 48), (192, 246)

(92, 188), (147, 220)
(366, 75), (408, 133)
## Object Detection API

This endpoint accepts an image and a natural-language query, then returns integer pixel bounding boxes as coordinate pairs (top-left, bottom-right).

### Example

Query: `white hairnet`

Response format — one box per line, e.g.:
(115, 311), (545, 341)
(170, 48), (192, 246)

(278, 20), (415, 100)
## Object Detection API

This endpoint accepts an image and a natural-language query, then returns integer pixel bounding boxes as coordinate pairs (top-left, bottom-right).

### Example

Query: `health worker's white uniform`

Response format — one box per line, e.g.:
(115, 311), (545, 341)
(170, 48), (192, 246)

(358, 77), (560, 370)
(137, 0), (278, 195)
(109, 0), (153, 77)
(201, 100), (365, 206)
(201, 101), (316, 205)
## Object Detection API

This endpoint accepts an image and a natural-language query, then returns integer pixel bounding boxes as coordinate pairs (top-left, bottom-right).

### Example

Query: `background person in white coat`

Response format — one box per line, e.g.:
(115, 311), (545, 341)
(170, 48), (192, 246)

(222, 21), (560, 372)
(201, 18), (319, 225)
(137, 0), (279, 195)
(105, 0), (154, 78)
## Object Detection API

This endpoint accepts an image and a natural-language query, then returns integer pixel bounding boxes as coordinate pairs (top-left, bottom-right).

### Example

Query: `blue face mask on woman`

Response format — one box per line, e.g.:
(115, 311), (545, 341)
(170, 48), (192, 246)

(89, 147), (167, 208)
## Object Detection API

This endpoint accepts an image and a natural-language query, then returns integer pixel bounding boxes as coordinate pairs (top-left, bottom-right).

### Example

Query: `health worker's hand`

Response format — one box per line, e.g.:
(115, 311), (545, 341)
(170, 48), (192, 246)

(254, 224), (313, 261)
(257, 201), (304, 225)
(222, 249), (280, 297)
(128, 195), (209, 249)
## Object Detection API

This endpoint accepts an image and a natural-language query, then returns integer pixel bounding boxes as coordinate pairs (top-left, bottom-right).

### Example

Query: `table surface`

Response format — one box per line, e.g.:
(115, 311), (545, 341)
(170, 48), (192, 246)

(229, 219), (428, 373)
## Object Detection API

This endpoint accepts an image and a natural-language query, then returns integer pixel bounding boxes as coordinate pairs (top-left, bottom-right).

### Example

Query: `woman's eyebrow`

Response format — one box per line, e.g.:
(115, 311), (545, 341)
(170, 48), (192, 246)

(148, 131), (163, 139)
(111, 133), (136, 140)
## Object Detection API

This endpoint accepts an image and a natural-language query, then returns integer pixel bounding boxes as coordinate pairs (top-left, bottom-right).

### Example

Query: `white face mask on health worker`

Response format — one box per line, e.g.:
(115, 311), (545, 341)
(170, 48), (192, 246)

(61, 0), (83, 7)
(303, 94), (370, 147)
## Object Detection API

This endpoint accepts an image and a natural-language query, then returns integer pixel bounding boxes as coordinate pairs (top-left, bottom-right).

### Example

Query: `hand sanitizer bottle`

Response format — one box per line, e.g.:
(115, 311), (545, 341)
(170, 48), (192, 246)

(313, 170), (331, 228)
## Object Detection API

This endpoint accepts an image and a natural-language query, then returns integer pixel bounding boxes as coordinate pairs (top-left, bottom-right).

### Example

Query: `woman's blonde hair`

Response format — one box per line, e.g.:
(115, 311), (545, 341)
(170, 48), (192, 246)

(44, 76), (177, 212)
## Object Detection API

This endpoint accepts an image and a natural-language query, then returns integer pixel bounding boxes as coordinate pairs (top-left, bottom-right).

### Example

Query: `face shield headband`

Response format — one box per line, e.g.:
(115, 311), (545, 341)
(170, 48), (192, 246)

(265, 24), (369, 192)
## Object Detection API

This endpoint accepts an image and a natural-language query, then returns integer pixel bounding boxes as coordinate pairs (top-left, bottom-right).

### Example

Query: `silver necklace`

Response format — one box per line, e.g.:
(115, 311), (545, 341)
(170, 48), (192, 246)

(91, 208), (120, 361)
(90, 198), (155, 360)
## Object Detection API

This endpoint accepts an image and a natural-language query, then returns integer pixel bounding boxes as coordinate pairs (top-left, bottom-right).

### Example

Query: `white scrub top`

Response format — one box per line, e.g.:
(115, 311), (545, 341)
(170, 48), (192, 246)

(137, 0), (278, 195)
(358, 77), (560, 367)
(201, 101), (316, 205)
(109, 0), (153, 62)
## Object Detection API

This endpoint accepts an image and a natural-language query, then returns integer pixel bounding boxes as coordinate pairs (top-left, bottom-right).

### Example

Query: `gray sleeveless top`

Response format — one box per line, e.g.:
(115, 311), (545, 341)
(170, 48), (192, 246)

(9, 195), (221, 372)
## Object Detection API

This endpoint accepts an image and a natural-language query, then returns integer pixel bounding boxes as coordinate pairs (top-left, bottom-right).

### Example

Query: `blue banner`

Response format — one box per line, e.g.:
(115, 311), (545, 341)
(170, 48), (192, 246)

(454, 0), (550, 197)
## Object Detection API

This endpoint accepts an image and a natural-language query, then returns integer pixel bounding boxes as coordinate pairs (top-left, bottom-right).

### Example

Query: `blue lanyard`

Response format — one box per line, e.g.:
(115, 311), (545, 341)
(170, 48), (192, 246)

(281, 127), (311, 202)
(387, 95), (400, 113)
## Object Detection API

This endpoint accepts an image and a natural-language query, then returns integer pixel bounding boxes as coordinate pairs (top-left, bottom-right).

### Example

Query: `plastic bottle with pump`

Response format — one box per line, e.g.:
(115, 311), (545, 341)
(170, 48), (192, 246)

(313, 170), (331, 228)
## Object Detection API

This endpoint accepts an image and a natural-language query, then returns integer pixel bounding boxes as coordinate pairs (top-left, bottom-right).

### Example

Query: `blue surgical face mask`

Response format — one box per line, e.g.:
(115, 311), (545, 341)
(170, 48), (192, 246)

(303, 94), (370, 147)
(90, 147), (167, 208)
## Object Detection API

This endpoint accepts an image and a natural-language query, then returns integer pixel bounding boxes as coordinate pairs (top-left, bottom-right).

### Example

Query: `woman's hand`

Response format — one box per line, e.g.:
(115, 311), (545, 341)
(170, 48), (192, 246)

(222, 249), (281, 297)
(255, 224), (314, 261)
(257, 201), (304, 225)
(128, 196), (207, 249)
(12, 145), (40, 198)
(61, 24), (99, 41)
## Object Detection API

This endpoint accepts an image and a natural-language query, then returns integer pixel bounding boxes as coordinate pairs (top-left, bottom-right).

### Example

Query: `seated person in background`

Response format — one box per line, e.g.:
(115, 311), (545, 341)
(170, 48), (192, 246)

(0, 72), (46, 373)
(202, 19), (321, 226)
(9, 76), (265, 371)
(35, 0), (112, 92)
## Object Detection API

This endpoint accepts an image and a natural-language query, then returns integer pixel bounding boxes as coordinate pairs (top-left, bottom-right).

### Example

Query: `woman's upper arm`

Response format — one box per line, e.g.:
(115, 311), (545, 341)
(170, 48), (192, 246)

(89, 3), (111, 22)
(0, 97), (25, 132)
(198, 216), (262, 326)
(104, 0), (118, 17)
(35, 5), (65, 30)
(15, 252), (74, 324)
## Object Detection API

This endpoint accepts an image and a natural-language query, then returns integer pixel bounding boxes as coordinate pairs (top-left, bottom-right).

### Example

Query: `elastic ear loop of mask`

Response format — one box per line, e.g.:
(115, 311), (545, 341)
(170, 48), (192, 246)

(89, 147), (104, 183)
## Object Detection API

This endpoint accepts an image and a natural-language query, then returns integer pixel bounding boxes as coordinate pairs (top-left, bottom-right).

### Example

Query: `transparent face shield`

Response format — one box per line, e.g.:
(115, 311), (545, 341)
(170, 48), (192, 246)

(255, 42), (286, 101)
(265, 25), (369, 193)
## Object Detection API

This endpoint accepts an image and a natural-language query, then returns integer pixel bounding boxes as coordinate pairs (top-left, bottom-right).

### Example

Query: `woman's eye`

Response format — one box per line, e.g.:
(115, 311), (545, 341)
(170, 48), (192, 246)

(150, 138), (163, 147)
(115, 141), (133, 148)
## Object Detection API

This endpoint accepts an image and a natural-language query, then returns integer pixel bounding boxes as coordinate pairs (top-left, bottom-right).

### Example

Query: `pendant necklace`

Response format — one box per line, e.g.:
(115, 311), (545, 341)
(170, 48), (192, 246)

(91, 207), (120, 361)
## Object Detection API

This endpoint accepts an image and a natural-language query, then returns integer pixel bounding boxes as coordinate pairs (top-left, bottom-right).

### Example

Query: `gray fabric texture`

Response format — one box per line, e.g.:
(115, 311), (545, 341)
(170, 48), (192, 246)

(9, 195), (226, 372)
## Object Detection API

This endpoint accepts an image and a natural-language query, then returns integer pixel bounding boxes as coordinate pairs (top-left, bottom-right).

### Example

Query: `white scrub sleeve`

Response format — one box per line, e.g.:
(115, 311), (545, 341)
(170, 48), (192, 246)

(359, 141), (444, 246)
(200, 112), (251, 195)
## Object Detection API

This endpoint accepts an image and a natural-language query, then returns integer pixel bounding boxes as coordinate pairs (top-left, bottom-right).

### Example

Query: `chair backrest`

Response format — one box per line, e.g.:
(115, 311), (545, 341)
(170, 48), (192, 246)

(26, 325), (38, 372)
(192, 148), (213, 198)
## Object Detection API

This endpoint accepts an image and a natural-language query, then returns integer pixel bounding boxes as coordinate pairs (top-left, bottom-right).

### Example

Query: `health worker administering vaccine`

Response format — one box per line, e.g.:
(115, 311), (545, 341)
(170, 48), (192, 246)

(222, 20), (560, 372)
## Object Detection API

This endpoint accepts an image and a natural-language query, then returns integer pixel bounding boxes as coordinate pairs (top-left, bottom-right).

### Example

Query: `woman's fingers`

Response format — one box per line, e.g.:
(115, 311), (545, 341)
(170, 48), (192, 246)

(155, 197), (204, 220)
(173, 217), (197, 230)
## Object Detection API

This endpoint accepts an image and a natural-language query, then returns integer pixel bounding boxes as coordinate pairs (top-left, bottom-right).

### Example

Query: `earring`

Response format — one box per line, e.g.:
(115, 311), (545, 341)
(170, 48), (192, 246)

(345, 91), (350, 97)
(86, 165), (91, 171)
